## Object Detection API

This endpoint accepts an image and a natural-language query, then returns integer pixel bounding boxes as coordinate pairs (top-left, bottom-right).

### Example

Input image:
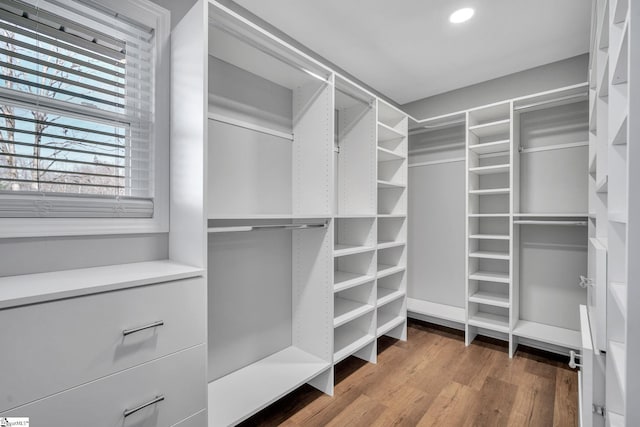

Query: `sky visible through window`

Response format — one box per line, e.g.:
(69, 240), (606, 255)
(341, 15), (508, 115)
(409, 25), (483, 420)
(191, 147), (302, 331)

(0, 16), (129, 196)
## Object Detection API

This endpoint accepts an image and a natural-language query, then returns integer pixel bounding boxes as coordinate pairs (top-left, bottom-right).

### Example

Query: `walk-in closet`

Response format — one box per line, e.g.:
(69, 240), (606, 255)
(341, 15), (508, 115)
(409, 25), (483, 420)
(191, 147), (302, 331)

(0, 0), (637, 426)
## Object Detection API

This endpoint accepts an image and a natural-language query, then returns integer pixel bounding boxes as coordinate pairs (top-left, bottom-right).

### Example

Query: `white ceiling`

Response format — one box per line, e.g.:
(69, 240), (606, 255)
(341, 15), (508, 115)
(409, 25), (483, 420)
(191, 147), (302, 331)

(233, 0), (591, 105)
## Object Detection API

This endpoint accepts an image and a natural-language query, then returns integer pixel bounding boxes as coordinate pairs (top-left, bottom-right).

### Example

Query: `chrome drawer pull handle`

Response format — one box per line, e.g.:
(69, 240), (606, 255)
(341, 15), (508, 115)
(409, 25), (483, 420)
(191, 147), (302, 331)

(124, 395), (165, 417)
(123, 320), (164, 336)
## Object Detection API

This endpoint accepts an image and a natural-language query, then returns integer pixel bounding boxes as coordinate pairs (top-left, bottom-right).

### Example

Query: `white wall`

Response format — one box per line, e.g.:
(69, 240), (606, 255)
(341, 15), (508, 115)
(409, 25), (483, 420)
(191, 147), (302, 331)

(403, 54), (589, 120)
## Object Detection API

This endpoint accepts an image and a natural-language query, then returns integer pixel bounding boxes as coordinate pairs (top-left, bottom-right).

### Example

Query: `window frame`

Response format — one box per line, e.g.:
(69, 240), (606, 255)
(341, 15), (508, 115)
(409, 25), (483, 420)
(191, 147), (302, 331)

(0, 0), (170, 238)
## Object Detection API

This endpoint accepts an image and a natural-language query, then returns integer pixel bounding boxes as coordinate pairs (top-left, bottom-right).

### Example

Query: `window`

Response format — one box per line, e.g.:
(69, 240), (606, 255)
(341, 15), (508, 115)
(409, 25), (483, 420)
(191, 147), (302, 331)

(0, 0), (162, 221)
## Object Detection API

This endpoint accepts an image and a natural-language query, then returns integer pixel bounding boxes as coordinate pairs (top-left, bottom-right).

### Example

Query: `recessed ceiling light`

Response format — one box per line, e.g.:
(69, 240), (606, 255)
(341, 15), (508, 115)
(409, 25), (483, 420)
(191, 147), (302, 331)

(449, 8), (475, 24)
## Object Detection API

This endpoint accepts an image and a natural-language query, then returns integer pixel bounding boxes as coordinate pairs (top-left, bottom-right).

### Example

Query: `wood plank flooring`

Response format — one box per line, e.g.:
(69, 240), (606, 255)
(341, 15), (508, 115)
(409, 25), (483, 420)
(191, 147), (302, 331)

(239, 319), (578, 427)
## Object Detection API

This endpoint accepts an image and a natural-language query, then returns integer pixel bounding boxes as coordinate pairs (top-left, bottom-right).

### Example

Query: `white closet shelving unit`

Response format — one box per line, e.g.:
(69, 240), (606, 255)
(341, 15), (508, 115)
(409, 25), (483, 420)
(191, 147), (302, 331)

(465, 102), (515, 349)
(171, 2), (409, 424)
(510, 85), (590, 356)
(408, 84), (591, 358)
(603, 0), (637, 423)
(333, 77), (378, 364)
(407, 113), (466, 324)
(173, 3), (335, 425)
(377, 101), (409, 341)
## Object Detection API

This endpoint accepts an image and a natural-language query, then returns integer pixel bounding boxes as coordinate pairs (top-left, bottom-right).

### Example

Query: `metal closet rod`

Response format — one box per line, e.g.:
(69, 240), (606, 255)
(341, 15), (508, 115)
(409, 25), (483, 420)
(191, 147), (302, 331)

(513, 220), (587, 226)
(208, 221), (328, 233)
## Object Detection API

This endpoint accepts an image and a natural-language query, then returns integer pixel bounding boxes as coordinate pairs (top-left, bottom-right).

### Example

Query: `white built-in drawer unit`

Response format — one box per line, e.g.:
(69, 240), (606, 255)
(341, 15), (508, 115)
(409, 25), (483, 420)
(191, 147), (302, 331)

(0, 260), (206, 424)
(0, 345), (207, 427)
(0, 276), (205, 412)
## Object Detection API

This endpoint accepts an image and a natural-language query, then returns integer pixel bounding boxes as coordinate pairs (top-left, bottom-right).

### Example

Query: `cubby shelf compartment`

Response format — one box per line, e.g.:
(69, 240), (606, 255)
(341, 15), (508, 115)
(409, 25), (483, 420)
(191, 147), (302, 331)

(334, 245), (376, 257)
(469, 164), (510, 175)
(469, 188), (511, 196)
(334, 272), (375, 293)
(378, 122), (405, 142)
(377, 241), (405, 250)
(613, 0), (629, 23)
(596, 175), (609, 193)
(598, 60), (609, 98)
(468, 139), (511, 155)
(468, 119), (510, 138)
(469, 271), (510, 284)
(333, 330), (375, 364)
(377, 311), (405, 337)
(407, 299), (466, 323)
(469, 234), (510, 240)
(609, 341), (627, 397)
(612, 21), (628, 85)
(467, 312), (509, 333)
(378, 147), (405, 161)
(377, 180), (406, 189)
(207, 347), (330, 427)
(377, 288), (405, 307)
(468, 291), (510, 308)
(610, 282), (627, 317)
(334, 298), (375, 328)
(469, 251), (510, 260)
(377, 264), (405, 279)
(512, 320), (581, 349)
(611, 115), (628, 145)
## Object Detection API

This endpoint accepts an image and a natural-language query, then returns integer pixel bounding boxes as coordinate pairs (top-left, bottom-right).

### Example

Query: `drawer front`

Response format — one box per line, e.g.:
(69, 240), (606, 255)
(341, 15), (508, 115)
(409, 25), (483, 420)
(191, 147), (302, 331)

(0, 344), (207, 427)
(0, 277), (205, 412)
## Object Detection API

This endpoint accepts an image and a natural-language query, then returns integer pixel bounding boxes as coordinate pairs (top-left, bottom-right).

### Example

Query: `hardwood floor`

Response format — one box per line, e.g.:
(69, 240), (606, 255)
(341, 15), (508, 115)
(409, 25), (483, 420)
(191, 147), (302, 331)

(239, 319), (579, 427)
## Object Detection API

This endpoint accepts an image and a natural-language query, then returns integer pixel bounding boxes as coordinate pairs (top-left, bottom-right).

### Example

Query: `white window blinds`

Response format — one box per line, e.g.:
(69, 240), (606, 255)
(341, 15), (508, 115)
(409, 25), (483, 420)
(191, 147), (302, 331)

(0, 0), (155, 217)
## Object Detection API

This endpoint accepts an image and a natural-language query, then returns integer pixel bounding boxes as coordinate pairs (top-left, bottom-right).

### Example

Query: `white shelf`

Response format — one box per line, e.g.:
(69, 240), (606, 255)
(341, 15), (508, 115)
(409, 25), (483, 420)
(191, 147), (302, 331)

(335, 214), (377, 219)
(598, 59), (609, 98)
(378, 146), (405, 162)
(334, 271), (375, 293)
(377, 311), (406, 337)
(377, 241), (405, 250)
(334, 329), (375, 364)
(468, 312), (509, 333)
(377, 214), (407, 218)
(611, 115), (628, 145)
(208, 346), (330, 427)
(0, 260), (204, 310)
(609, 211), (628, 224)
(377, 287), (405, 307)
(407, 299), (465, 323)
(377, 264), (406, 279)
(469, 188), (510, 195)
(469, 271), (510, 284)
(468, 291), (510, 308)
(468, 213), (510, 218)
(208, 214), (331, 220)
(468, 119), (510, 138)
(513, 320), (581, 349)
(608, 411), (625, 427)
(468, 139), (510, 154)
(469, 251), (510, 260)
(378, 122), (405, 142)
(609, 341), (627, 397)
(334, 244), (376, 257)
(469, 164), (510, 175)
(610, 282), (627, 317)
(377, 180), (406, 189)
(469, 234), (510, 240)
(334, 297), (375, 328)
